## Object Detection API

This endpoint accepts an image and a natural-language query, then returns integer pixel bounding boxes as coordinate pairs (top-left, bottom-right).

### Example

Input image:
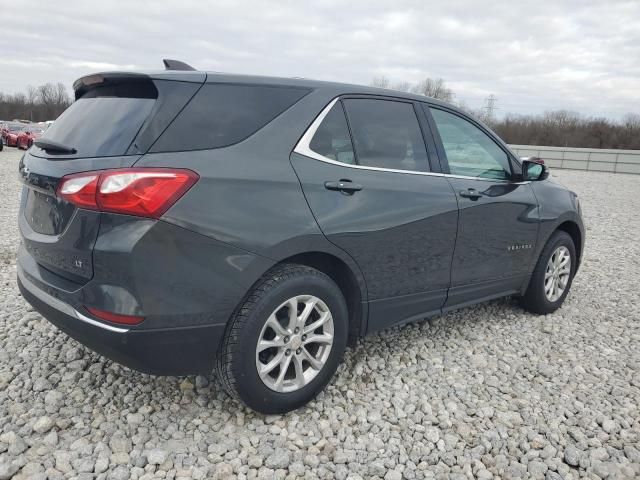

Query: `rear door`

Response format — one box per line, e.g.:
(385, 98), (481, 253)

(19, 75), (203, 284)
(425, 106), (539, 307)
(292, 96), (459, 332)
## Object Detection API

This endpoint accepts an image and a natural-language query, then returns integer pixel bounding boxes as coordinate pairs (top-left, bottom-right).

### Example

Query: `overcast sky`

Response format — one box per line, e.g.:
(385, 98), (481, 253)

(1, 0), (638, 119)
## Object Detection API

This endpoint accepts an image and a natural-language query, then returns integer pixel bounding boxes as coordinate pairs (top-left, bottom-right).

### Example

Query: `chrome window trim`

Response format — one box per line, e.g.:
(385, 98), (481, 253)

(293, 97), (529, 184)
(18, 267), (130, 333)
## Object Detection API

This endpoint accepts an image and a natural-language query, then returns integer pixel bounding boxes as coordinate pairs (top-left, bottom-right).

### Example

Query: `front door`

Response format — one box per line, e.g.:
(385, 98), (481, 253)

(427, 106), (539, 307)
(292, 97), (459, 332)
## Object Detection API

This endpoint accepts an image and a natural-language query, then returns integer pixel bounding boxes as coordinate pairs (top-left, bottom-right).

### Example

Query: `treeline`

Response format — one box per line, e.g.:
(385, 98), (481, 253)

(0, 83), (71, 122)
(491, 112), (640, 150)
(371, 76), (640, 150)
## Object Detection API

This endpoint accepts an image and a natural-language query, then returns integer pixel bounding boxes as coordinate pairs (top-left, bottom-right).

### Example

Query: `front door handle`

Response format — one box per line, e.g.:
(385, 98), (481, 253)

(459, 188), (483, 199)
(324, 180), (363, 193)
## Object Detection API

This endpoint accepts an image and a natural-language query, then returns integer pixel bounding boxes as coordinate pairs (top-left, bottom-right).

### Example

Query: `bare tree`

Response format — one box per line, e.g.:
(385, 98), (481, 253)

(26, 86), (39, 121)
(411, 78), (454, 102)
(622, 113), (640, 130)
(0, 82), (71, 122)
(370, 76), (390, 89)
(392, 81), (412, 92)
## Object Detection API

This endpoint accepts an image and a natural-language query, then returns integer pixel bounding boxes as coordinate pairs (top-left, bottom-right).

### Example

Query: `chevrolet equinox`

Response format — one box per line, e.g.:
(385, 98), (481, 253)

(17, 60), (584, 413)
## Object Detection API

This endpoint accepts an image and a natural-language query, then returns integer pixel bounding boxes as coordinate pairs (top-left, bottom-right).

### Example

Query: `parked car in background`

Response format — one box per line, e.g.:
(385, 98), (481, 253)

(17, 126), (46, 150)
(3, 123), (26, 147)
(1, 122), (11, 143)
(17, 61), (584, 413)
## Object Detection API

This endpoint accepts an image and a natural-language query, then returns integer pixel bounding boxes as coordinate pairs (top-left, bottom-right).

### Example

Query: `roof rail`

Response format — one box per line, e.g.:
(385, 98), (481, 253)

(162, 59), (196, 71)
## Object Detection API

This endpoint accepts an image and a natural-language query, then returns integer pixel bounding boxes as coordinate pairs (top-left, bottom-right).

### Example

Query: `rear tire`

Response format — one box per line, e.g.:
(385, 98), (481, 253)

(521, 231), (576, 314)
(216, 264), (348, 414)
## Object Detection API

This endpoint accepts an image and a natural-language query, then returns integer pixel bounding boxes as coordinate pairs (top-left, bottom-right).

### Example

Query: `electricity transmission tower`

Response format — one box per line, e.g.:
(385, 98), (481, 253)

(483, 95), (498, 120)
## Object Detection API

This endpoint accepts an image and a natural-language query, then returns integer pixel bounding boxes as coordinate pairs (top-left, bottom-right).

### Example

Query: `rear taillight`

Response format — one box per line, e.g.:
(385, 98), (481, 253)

(57, 168), (198, 219)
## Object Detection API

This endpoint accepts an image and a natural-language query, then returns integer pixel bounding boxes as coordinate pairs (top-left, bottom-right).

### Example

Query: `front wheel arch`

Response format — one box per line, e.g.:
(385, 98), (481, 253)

(556, 221), (583, 271)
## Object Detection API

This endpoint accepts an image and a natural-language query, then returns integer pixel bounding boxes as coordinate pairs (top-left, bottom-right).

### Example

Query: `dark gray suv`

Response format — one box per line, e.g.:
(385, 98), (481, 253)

(17, 61), (584, 413)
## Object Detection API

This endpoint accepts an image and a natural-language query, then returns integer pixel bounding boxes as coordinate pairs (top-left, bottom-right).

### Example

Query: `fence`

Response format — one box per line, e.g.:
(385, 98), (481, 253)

(509, 145), (640, 175)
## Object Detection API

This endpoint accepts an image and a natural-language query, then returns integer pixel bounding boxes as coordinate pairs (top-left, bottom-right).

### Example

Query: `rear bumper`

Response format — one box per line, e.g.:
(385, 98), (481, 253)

(18, 269), (225, 375)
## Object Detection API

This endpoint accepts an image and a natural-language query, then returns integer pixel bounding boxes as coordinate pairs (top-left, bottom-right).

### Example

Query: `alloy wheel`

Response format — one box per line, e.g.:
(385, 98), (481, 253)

(544, 246), (571, 302)
(256, 295), (334, 393)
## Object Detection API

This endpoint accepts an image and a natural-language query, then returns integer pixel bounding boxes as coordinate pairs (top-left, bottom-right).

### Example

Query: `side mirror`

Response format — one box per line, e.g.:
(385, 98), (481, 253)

(522, 159), (549, 181)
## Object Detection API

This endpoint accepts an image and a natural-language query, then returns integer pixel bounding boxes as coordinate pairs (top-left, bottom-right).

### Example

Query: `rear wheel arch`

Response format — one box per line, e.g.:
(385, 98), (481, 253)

(275, 251), (366, 342)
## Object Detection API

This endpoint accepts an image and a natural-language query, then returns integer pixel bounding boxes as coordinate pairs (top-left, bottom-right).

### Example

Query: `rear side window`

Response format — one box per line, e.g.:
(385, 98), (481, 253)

(309, 103), (355, 164)
(151, 84), (310, 152)
(40, 82), (157, 157)
(343, 99), (429, 171)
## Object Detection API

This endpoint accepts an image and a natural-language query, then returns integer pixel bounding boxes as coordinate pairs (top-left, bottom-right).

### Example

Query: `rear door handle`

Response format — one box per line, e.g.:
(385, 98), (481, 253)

(459, 188), (483, 199)
(324, 180), (363, 193)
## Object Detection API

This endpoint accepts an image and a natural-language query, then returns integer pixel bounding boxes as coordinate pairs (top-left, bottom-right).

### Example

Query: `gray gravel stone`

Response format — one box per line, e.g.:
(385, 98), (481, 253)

(33, 416), (55, 434)
(601, 419), (618, 433)
(146, 448), (168, 465)
(0, 460), (19, 480)
(265, 448), (290, 469)
(1, 151), (639, 480)
(528, 460), (548, 478)
(384, 470), (402, 480)
(564, 445), (581, 467)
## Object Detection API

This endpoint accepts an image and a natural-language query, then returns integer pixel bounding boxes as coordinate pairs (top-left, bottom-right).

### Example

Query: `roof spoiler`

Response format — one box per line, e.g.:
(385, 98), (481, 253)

(163, 59), (196, 71)
(72, 72), (151, 99)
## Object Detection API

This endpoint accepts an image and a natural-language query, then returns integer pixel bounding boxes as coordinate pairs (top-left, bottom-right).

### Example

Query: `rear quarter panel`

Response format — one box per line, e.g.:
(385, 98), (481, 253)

(133, 87), (368, 306)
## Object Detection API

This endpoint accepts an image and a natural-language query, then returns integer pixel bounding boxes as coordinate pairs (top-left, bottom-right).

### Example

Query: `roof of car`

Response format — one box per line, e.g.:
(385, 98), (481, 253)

(74, 68), (455, 109)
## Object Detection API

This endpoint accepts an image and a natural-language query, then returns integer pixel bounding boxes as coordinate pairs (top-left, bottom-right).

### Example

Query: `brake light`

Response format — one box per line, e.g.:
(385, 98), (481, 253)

(85, 306), (145, 325)
(57, 168), (198, 219)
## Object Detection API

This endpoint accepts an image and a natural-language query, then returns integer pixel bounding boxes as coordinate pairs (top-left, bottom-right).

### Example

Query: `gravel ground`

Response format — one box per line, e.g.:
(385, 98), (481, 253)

(0, 145), (638, 480)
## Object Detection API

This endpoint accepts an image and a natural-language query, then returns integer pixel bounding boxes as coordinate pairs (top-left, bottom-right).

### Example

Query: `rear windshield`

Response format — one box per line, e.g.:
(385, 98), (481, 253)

(39, 82), (157, 157)
(150, 84), (310, 152)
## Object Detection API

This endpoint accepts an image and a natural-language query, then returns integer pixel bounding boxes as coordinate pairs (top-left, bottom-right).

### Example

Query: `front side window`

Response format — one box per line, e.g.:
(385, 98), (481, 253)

(308, 103), (355, 164)
(343, 99), (429, 171)
(429, 108), (511, 180)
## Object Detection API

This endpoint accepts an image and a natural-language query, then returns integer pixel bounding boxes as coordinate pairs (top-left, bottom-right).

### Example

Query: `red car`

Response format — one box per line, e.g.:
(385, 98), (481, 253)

(17, 127), (45, 150)
(2, 124), (27, 147)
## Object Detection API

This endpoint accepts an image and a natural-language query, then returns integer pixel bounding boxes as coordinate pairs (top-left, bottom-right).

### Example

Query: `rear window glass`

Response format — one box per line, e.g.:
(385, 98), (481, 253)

(39, 82), (157, 157)
(150, 84), (310, 152)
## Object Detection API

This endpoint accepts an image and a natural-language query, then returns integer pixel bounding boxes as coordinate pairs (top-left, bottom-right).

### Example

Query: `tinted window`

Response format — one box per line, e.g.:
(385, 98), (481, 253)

(430, 108), (511, 180)
(40, 82), (157, 157)
(309, 103), (355, 164)
(343, 99), (428, 171)
(151, 84), (310, 152)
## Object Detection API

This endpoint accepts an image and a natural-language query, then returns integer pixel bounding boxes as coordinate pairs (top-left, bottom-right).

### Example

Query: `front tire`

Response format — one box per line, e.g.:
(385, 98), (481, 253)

(521, 231), (576, 314)
(216, 264), (348, 413)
